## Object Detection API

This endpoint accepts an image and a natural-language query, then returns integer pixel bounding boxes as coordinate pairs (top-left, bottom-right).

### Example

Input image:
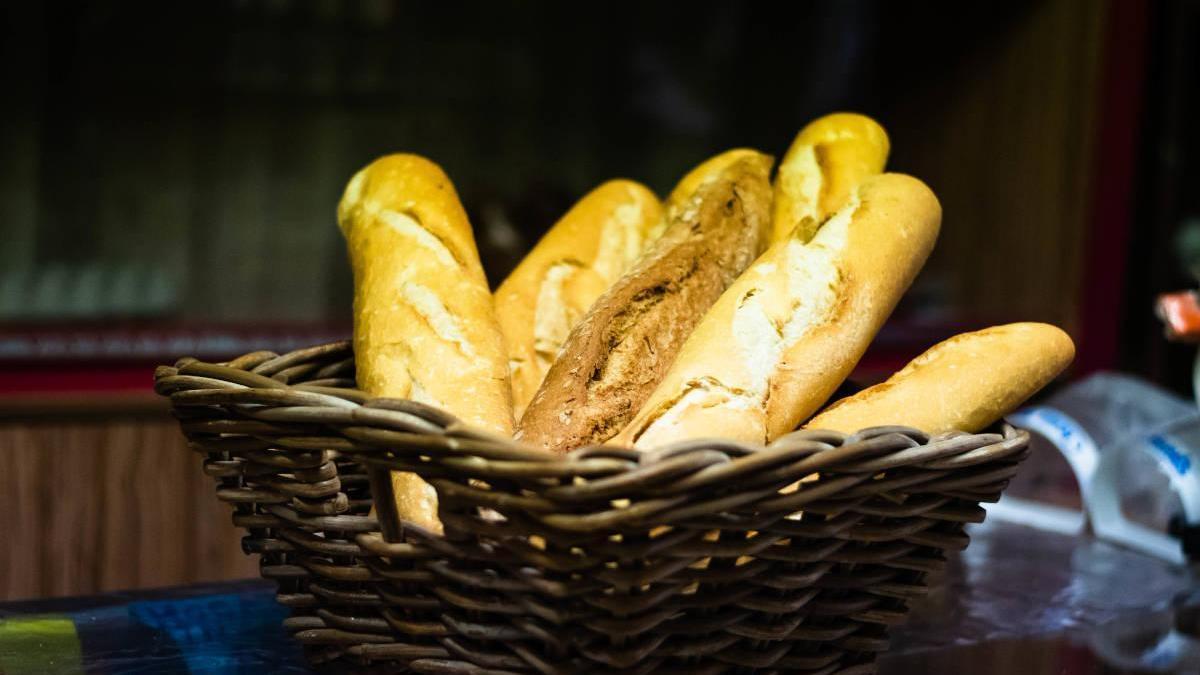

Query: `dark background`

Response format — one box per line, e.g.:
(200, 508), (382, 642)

(4, 0), (1192, 391)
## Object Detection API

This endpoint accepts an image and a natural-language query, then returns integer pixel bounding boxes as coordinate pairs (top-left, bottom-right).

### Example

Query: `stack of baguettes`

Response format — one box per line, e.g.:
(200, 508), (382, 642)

(336, 113), (1076, 532)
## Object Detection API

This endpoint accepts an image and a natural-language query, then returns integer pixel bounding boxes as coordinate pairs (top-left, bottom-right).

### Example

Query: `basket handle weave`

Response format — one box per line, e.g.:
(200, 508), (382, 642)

(367, 468), (404, 542)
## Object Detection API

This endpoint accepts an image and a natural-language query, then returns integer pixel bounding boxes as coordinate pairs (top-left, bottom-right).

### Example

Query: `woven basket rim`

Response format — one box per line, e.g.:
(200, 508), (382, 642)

(155, 342), (1025, 469)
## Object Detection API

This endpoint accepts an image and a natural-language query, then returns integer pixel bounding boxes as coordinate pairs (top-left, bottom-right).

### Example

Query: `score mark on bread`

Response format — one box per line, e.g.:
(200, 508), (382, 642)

(772, 113), (890, 244)
(377, 208), (461, 268)
(399, 282), (478, 360)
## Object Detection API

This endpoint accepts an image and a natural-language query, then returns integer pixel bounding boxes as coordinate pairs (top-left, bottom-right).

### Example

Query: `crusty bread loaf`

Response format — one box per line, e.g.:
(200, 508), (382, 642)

(772, 113), (889, 243)
(494, 180), (664, 419)
(805, 322), (1075, 434)
(664, 149), (766, 220)
(515, 150), (775, 453)
(338, 154), (513, 532)
(613, 173), (940, 448)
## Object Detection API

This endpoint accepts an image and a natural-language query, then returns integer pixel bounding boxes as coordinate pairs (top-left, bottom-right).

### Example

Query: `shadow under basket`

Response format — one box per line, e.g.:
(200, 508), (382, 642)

(155, 341), (1030, 674)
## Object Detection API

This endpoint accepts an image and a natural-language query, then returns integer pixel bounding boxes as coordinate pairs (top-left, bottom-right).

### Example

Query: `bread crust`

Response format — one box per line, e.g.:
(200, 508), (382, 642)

(664, 149), (767, 221)
(772, 113), (889, 243)
(614, 173), (940, 448)
(515, 151), (774, 453)
(494, 180), (663, 419)
(338, 154), (513, 531)
(805, 322), (1075, 434)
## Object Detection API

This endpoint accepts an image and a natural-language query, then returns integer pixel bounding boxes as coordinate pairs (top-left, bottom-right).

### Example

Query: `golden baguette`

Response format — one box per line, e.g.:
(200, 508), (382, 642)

(495, 180), (664, 419)
(805, 323), (1075, 434)
(613, 173), (940, 448)
(772, 113), (890, 243)
(337, 154), (513, 533)
(516, 150), (774, 454)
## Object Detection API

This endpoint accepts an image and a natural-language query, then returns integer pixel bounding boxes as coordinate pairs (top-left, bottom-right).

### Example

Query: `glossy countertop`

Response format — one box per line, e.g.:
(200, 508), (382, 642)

(0, 519), (1193, 674)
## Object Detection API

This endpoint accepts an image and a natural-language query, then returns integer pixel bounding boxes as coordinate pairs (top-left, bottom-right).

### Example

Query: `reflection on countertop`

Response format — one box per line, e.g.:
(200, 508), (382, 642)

(884, 518), (1194, 674)
(0, 519), (1195, 674)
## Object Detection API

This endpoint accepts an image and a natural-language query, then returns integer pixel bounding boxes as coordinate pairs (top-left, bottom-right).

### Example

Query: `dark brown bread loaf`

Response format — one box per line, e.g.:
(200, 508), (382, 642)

(515, 150), (774, 453)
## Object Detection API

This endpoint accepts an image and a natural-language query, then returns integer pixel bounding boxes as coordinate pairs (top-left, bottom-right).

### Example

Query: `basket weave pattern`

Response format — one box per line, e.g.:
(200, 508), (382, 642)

(155, 341), (1030, 674)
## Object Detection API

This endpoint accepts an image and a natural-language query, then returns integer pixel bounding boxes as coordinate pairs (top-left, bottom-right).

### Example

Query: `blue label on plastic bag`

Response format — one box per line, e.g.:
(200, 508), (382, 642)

(1008, 406), (1100, 484)
(1148, 434), (1192, 476)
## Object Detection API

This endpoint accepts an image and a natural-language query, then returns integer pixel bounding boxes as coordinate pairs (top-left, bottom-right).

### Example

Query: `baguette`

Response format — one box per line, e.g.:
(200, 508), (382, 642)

(805, 323), (1075, 434)
(494, 180), (664, 419)
(515, 150), (774, 453)
(338, 154), (513, 532)
(613, 173), (940, 448)
(664, 149), (767, 220)
(772, 113), (889, 243)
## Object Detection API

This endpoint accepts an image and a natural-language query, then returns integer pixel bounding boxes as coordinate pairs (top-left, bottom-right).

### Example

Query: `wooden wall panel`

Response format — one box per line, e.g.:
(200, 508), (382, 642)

(889, 0), (1108, 333)
(0, 417), (257, 601)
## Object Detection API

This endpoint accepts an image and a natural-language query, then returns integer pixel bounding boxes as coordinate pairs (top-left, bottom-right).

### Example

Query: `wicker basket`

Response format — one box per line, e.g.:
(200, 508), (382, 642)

(155, 341), (1030, 674)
